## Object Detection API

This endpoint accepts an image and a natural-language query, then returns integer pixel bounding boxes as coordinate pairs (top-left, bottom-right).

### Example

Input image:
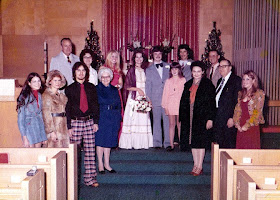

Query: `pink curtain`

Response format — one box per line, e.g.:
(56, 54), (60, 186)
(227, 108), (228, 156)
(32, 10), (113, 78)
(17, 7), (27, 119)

(102, 0), (200, 62)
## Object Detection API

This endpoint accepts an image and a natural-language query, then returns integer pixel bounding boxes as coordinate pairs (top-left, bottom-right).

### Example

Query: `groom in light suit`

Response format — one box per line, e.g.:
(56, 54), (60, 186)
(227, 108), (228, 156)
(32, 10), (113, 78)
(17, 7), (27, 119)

(146, 46), (171, 150)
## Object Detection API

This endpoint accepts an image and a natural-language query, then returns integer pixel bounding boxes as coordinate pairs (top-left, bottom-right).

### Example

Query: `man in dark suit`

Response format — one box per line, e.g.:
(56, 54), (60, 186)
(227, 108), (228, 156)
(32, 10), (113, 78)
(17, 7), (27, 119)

(146, 46), (170, 150)
(213, 59), (242, 148)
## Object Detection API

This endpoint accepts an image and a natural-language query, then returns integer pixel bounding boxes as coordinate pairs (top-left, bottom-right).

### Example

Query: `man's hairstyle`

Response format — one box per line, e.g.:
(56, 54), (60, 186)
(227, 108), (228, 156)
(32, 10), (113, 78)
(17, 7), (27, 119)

(219, 58), (231, 66)
(151, 45), (163, 54)
(177, 44), (194, 60)
(60, 38), (72, 46)
(72, 62), (89, 82)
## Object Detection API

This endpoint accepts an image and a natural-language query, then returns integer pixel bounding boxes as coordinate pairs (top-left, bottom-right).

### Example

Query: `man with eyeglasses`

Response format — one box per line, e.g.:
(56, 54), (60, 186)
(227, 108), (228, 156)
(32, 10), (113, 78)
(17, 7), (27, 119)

(213, 59), (242, 148)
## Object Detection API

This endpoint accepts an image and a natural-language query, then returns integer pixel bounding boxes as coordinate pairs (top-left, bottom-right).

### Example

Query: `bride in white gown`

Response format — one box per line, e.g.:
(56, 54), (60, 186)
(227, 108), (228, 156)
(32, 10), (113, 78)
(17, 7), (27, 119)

(119, 50), (153, 149)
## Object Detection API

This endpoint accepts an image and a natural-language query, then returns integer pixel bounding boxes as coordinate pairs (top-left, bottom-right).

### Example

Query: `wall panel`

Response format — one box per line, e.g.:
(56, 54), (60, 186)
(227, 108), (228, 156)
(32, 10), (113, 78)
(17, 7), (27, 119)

(233, 0), (280, 125)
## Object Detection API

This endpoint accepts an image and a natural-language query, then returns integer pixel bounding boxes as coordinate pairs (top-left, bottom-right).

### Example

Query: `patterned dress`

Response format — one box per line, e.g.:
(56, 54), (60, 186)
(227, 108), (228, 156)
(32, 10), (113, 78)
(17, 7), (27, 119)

(119, 68), (153, 149)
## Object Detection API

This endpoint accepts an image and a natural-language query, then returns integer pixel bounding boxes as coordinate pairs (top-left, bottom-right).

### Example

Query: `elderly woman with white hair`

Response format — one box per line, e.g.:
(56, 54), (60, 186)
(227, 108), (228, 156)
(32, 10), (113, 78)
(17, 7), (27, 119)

(95, 67), (122, 174)
(42, 70), (69, 147)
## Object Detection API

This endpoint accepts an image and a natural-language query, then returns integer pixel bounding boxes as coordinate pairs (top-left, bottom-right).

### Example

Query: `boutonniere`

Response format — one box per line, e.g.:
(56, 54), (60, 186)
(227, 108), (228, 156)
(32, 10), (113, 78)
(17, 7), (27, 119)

(165, 65), (170, 69)
(187, 61), (192, 66)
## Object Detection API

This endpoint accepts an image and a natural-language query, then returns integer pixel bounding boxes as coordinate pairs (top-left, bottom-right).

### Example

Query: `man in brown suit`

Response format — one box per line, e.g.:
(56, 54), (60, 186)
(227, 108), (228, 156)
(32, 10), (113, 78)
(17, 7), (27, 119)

(206, 50), (222, 87)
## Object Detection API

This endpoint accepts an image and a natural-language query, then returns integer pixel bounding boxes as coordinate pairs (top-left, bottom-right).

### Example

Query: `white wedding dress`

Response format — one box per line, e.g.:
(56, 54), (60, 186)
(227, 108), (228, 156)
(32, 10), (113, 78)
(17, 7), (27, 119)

(119, 68), (153, 149)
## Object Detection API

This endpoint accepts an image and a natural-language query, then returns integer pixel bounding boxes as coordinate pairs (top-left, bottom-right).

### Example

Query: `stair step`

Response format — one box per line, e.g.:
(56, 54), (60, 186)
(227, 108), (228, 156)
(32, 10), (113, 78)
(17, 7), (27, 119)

(96, 174), (211, 185)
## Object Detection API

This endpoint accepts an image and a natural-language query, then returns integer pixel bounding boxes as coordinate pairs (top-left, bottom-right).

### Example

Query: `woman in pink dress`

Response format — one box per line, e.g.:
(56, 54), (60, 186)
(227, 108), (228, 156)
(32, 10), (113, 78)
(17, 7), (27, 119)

(233, 70), (265, 149)
(162, 62), (186, 150)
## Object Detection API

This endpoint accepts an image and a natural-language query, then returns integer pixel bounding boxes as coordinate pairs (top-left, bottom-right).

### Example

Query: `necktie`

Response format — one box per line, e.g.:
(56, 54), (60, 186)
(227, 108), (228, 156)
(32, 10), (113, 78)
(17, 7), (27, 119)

(216, 78), (225, 95)
(156, 63), (163, 68)
(210, 66), (214, 80)
(67, 56), (71, 64)
(80, 84), (88, 113)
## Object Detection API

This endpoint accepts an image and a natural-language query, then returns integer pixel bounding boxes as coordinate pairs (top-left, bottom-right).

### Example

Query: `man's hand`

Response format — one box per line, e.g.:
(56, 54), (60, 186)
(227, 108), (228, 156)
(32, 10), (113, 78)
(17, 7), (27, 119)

(227, 118), (234, 128)
(206, 120), (213, 130)
(50, 131), (58, 142)
(22, 136), (30, 148)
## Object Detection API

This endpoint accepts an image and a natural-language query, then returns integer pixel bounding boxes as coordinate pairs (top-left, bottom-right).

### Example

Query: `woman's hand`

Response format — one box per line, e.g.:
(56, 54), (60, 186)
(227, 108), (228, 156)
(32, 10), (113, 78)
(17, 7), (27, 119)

(50, 131), (57, 142)
(137, 88), (145, 96)
(241, 126), (248, 132)
(93, 124), (99, 132)
(22, 136), (30, 148)
(206, 120), (213, 130)
(68, 129), (73, 137)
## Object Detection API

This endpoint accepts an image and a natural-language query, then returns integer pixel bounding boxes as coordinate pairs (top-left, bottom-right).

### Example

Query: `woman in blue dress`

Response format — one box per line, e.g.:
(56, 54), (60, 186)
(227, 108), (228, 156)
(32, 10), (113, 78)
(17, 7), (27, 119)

(17, 72), (47, 147)
(95, 67), (122, 174)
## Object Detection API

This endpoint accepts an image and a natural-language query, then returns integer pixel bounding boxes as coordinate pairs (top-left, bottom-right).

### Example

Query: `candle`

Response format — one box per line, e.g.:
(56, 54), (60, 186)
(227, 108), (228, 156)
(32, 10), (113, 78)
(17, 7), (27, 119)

(117, 40), (118, 50)
(181, 38), (183, 44)
(127, 48), (130, 61)
(44, 41), (48, 73)
(171, 49), (174, 61)
(123, 37), (125, 47)
(178, 37), (180, 45)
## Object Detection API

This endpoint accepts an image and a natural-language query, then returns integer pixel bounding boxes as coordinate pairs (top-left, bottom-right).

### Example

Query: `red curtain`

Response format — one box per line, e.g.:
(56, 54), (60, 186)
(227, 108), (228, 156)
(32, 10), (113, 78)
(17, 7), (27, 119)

(102, 0), (200, 62)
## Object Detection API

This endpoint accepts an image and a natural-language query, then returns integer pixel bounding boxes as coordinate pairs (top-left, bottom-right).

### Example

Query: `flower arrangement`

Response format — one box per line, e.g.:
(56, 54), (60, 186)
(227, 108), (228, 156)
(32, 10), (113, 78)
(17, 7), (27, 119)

(134, 96), (152, 113)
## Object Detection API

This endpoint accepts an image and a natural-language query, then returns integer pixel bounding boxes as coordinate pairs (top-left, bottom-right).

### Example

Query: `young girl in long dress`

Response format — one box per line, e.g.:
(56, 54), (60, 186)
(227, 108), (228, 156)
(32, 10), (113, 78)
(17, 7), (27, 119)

(162, 62), (186, 150)
(17, 72), (47, 147)
(119, 50), (153, 149)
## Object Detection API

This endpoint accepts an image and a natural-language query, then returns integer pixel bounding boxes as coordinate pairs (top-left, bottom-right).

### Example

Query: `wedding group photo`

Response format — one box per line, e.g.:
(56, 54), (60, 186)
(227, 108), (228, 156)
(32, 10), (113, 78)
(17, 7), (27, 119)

(0, 0), (279, 199)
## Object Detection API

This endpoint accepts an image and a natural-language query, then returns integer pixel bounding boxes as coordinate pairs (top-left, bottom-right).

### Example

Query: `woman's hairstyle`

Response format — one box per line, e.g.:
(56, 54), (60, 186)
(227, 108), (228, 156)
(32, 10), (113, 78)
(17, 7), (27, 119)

(16, 72), (43, 112)
(98, 67), (113, 82)
(240, 70), (259, 99)
(72, 62), (89, 82)
(131, 50), (149, 70)
(169, 62), (183, 78)
(45, 70), (66, 88)
(105, 50), (121, 73)
(177, 44), (194, 60)
(190, 61), (206, 72)
(79, 49), (98, 69)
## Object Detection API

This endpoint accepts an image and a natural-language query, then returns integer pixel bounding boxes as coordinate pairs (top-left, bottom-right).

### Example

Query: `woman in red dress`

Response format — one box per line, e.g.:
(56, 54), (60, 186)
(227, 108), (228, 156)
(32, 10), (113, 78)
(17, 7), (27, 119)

(233, 70), (265, 149)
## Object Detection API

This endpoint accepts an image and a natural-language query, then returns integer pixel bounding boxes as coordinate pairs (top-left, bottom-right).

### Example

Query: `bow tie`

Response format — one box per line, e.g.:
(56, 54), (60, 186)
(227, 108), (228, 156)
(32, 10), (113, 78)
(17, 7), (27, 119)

(156, 63), (163, 68)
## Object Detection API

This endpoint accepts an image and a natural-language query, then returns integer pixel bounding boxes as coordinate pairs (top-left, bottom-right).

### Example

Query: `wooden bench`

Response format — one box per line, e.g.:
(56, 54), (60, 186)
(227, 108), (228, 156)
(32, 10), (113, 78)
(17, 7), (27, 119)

(0, 151), (66, 200)
(0, 168), (45, 200)
(237, 169), (280, 199)
(211, 143), (280, 200)
(0, 144), (77, 200)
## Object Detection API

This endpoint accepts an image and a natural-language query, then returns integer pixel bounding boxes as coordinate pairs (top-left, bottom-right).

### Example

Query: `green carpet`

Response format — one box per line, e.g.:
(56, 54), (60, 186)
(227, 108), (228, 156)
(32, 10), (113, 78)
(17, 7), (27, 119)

(78, 147), (211, 200)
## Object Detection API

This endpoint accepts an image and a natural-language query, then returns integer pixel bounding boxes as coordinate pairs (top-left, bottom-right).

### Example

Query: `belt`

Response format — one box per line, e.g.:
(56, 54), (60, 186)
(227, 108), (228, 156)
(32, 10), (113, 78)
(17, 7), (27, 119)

(71, 115), (93, 121)
(51, 112), (66, 117)
(101, 105), (119, 110)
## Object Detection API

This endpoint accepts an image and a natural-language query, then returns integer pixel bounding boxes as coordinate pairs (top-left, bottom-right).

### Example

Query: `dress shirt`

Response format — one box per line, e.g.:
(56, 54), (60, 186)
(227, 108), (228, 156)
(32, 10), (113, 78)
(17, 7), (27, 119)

(215, 71), (232, 108)
(65, 81), (99, 129)
(155, 62), (163, 79)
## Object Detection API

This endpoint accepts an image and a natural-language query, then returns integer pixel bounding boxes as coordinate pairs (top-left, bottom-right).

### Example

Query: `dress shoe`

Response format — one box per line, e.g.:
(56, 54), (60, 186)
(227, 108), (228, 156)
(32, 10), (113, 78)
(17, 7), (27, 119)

(91, 182), (99, 187)
(193, 168), (203, 176)
(166, 146), (174, 152)
(99, 170), (105, 174)
(104, 168), (116, 173)
(154, 147), (161, 150)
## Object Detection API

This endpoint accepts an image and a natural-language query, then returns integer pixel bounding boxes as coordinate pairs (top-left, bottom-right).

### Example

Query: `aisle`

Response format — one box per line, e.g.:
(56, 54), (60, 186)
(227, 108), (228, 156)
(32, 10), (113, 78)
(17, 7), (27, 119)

(78, 147), (211, 200)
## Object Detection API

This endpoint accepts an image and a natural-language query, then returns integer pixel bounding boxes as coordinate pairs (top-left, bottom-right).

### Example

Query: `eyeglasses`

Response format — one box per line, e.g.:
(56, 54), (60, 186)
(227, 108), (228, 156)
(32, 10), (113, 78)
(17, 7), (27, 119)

(101, 76), (110, 79)
(219, 65), (231, 68)
(83, 56), (92, 59)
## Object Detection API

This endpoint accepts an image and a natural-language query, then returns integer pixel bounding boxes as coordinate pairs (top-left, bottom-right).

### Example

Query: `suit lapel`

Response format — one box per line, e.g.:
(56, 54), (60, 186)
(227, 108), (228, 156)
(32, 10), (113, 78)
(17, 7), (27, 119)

(151, 64), (162, 80)
(220, 74), (233, 96)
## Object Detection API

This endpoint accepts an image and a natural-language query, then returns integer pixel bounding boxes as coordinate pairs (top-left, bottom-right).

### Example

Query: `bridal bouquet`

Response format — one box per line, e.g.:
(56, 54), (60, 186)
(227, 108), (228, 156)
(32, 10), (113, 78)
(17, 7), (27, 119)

(134, 96), (152, 113)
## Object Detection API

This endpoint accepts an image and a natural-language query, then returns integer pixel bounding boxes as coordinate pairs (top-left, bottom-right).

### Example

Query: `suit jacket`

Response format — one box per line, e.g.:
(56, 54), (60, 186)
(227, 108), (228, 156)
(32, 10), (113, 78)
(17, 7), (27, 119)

(214, 73), (242, 128)
(145, 62), (170, 107)
(206, 65), (222, 87)
(50, 52), (80, 86)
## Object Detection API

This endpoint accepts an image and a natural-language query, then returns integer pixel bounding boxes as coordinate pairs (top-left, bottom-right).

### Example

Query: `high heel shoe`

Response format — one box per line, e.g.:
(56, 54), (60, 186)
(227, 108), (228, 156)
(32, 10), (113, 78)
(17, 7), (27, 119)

(189, 166), (197, 175)
(99, 170), (105, 174)
(104, 167), (116, 173)
(91, 182), (99, 187)
(193, 168), (203, 176)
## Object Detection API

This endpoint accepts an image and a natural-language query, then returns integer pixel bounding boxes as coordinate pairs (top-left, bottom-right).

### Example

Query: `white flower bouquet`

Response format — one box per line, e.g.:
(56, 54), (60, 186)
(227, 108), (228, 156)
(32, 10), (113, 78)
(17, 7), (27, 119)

(134, 96), (152, 113)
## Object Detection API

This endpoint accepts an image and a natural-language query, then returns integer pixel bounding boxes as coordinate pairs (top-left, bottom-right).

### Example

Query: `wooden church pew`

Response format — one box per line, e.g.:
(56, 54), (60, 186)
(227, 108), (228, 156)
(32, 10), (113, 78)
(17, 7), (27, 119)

(211, 143), (280, 200)
(0, 168), (45, 200)
(237, 169), (280, 200)
(0, 151), (66, 200)
(0, 144), (77, 200)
